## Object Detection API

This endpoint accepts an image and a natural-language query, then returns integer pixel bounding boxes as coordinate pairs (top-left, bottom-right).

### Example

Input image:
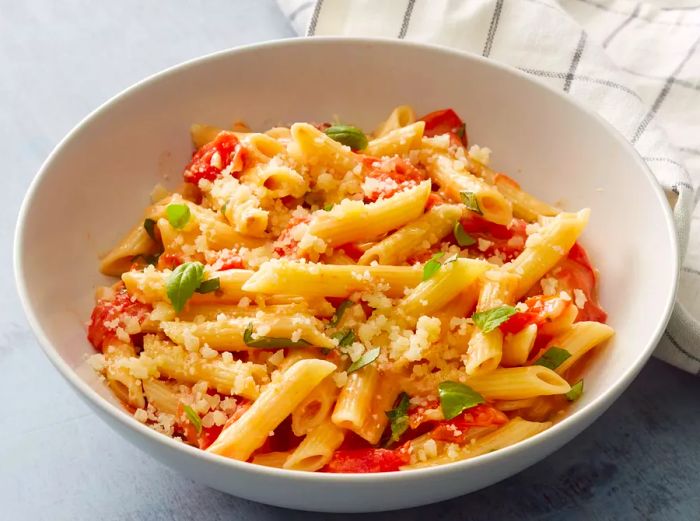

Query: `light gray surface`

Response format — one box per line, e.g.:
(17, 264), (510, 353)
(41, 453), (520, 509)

(2, 1), (699, 520)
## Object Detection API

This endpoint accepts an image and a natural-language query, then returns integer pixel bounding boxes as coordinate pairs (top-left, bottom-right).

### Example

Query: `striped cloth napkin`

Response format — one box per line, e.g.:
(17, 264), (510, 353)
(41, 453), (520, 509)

(276, 0), (700, 374)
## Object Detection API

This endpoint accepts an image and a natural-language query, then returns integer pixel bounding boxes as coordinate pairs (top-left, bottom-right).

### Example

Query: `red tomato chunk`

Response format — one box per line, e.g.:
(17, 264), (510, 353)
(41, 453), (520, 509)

(183, 131), (247, 184)
(418, 108), (468, 147)
(324, 448), (410, 473)
(87, 287), (151, 350)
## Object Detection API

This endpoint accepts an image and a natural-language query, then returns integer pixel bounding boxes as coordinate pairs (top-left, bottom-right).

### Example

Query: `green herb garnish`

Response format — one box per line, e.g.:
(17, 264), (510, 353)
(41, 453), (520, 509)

(565, 379), (584, 402)
(195, 277), (220, 294)
(472, 305), (517, 333)
(243, 323), (312, 349)
(221, 202), (228, 216)
(325, 125), (368, 151)
(143, 218), (158, 242)
(460, 191), (482, 215)
(183, 404), (202, 434)
(166, 261), (205, 312)
(331, 329), (355, 349)
(324, 203), (334, 212)
(329, 299), (353, 327)
(422, 252), (445, 281)
(385, 392), (410, 446)
(454, 222), (476, 247)
(166, 203), (191, 229)
(534, 347), (572, 371)
(438, 381), (485, 420)
(347, 347), (380, 374)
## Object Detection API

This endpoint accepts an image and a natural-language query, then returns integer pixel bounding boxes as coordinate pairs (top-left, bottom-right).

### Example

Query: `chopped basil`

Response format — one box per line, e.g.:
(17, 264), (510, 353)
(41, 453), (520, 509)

(143, 218), (158, 242)
(472, 305), (517, 333)
(454, 221), (476, 247)
(534, 347), (572, 371)
(331, 329), (355, 349)
(221, 202), (228, 216)
(422, 252), (445, 281)
(460, 191), (482, 215)
(195, 277), (220, 294)
(565, 379), (584, 402)
(324, 203), (334, 212)
(347, 347), (380, 374)
(385, 392), (410, 446)
(438, 381), (485, 420)
(166, 203), (191, 229)
(243, 323), (312, 349)
(166, 262), (205, 312)
(183, 404), (202, 434)
(329, 299), (353, 326)
(455, 123), (466, 140)
(324, 125), (368, 151)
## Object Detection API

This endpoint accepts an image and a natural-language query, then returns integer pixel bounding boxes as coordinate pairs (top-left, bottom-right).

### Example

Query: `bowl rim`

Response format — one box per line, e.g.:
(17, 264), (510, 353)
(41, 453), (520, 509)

(14, 36), (679, 484)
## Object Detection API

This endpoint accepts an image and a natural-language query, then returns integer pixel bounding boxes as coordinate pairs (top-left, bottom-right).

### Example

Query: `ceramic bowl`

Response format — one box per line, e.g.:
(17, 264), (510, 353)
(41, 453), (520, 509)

(14, 37), (678, 512)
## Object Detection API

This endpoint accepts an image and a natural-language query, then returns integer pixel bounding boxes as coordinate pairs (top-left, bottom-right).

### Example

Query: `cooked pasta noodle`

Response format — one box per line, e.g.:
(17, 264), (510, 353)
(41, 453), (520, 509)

(86, 106), (612, 473)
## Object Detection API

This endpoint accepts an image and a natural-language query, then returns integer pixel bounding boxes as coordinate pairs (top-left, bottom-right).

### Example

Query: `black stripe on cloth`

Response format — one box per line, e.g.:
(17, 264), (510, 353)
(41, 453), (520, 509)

(602, 3), (641, 48)
(306, 0), (324, 36)
(564, 32), (587, 92)
(521, 68), (642, 101)
(574, 0), (700, 27)
(289, 1), (314, 21)
(680, 146), (700, 156)
(631, 35), (700, 144)
(398, 0), (416, 39)
(620, 66), (700, 92)
(665, 331), (700, 367)
(482, 0), (504, 57)
(682, 266), (700, 276)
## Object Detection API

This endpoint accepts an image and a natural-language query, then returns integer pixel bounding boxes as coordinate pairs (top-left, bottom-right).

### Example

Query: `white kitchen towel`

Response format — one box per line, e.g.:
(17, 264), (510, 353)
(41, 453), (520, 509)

(277, 0), (700, 374)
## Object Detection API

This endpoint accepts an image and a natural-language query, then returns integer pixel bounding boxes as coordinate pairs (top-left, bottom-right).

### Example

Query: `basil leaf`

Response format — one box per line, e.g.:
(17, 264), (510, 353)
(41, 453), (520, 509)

(143, 218), (158, 242)
(243, 323), (312, 349)
(195, 277), (220, 294)
(455, 123), (466, 140)
(183, 404), (202, 434)
(166, 203), (191, 229)
(534, 346), (572, 370)
(331, 329), (355, 349)
(438, 381), (485, 420)
(565, 379), (584, 402)
(454, 221), (476, 247)
(166, 262), (205, 312)
(324, 203), (334, 212)
(460, 191), (482, 215)
(221, 202), (228, 216)
(325, 125), (368, 151)
(472, 305), (517, 333)
(385, 392), (410, 446)
(329, 299), (353, 326)
(347, 347), (380, 374)
(422, 252), (445, 281)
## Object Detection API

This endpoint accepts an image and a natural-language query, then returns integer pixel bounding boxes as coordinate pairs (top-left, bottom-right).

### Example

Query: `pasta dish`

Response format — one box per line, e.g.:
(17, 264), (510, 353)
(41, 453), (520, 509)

(87, 106), (613, 472)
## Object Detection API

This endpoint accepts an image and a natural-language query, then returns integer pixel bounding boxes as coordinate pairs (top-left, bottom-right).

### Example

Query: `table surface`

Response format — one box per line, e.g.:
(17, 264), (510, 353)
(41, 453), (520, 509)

(2, 1), (700, 520)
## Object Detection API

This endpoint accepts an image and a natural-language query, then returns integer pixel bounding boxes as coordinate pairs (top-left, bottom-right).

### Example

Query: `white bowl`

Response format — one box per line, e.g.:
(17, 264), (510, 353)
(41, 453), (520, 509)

(14, 37), (677, 512)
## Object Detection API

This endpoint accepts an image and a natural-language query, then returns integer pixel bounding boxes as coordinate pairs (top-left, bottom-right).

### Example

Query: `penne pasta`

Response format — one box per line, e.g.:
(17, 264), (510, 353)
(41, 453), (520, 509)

(207, 358), (336, 460)
(426, 153), (512, 225)
(242, 260), (422, 298)
(87, 106), (613, 473)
